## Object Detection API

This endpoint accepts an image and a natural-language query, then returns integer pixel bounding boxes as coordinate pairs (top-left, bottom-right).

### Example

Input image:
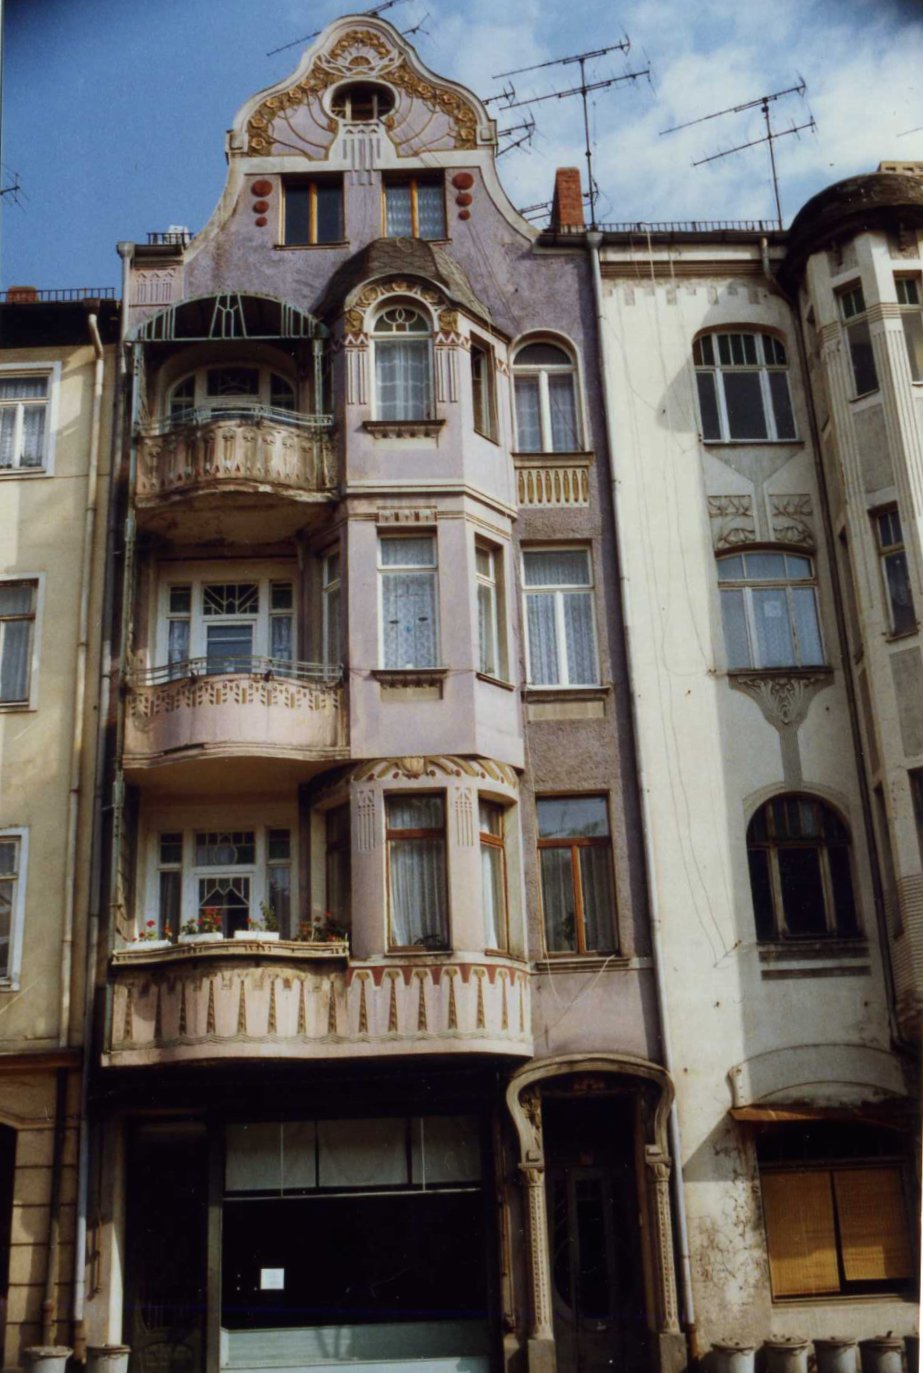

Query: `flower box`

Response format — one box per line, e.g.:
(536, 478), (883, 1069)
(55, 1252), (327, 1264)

(178, 932), (224, 945)
(128, 938), (172, 952)
(234, 930), (280, 942)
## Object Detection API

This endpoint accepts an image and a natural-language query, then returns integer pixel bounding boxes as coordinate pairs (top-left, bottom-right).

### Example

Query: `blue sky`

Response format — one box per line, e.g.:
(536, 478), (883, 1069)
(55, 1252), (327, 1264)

(2, 0), (922, 290)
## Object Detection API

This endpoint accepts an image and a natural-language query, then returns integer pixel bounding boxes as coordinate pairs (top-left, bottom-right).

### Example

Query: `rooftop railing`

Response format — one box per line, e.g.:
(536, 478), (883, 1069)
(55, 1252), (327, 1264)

(131, 657), (343, 688)
(595, 219), (783, 234)
(146, 230), (194, 247)
(1, 286), (118, 302)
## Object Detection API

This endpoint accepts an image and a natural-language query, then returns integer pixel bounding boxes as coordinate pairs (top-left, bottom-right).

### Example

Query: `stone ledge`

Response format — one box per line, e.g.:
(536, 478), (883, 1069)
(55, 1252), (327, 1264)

(362, 418), (445, 440)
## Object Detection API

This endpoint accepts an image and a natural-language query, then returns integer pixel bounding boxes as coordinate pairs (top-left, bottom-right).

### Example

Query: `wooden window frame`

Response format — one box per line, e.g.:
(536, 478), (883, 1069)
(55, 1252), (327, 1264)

(470, 337), (498, 442)
(747, 795), (860, 942)
(382, 175), (447, 241)
(479, 800), (508, 953)
(281, 176), (344, 247)
(385, 793), (449, 952)
(873, 505), (917, 636)
(537, 794), (616, 956)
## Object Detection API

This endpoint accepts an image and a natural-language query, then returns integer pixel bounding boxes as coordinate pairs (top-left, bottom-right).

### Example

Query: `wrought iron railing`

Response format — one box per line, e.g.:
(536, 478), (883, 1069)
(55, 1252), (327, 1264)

(596, 218), (782, 234)
(146, 230), (194, 246)
(141, 404), (334, 435)
(1, 286), (118, 302)
(131, 657), (343, 688)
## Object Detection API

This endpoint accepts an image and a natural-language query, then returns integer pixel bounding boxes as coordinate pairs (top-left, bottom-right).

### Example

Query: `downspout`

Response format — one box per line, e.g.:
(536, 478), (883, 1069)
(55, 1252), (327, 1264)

(585, 229), (698, 1355)
(72, 297), (126, 1360)
(59, 311), (106, 1048)
(41, 1069), (69, 1345)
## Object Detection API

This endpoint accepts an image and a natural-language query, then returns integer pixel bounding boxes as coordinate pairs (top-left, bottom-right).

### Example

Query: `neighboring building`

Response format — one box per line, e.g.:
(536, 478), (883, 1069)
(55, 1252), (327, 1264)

(593, 195), (919, 1343)
(83, 19), (684, 1373)
(0, 293), (119, 1365)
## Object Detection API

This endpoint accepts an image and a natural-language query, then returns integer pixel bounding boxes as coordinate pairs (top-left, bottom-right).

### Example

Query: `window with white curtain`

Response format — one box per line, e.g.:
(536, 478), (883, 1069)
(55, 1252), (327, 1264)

(537, 796), (616, 954)
(0, 375), (49, 470)
(513, 341), (580, 452)
(693, 332), (796, 441)
(373, 305), (434, 421)
(718, 551), (825, 670)
(523, 548), (598, 687)
(476, 543), (504, 678)
(384, 176), (446, 240)
(379, 536), (438, 669)
(159, 574), (295, 677)
(387, 795), (448, 948)
(0, 580), (37, 704)
(480, 801), (507, 950)
(0, 832), (25, 982)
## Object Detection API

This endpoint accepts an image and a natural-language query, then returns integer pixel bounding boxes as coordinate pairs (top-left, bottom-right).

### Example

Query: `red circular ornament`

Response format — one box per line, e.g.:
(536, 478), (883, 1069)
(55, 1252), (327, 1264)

(252, 179), (273, 197)
(253, 200), (269, 213)
(455, 192), (472, 207)
(255, 216), (268, 227)
(458, 209), (471, 221)
(452, 172), (474, 190)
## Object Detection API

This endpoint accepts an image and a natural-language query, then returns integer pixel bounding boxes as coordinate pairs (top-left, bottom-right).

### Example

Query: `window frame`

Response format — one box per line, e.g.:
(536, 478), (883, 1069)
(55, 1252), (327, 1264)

(873, 505), (917, 637)
(470, 337), (498, 442)
(693, 331), (797, 443)
(837, 283), (879, 398)
(281, 175), (345, 248)
(0, 575), (42, 710)
(746, 794), (861, 943)
(377, 533), (440, 671)
(475, 541), (506, 680)
(0, 828), (28, 988)
(0, 361), (60, 477)
(717, 549), (826, 671)
(895, 274), (923, 382)
(166, 364), (298, 424)
(537, 794), (617, 956)
(321, 550), (342, 669)
(330, 81), (395, 123)
(371, 303), (436, 423)
(512, 339), (583, 454)
(385, 792), (449, 951)
(146, 824), (295, 940)
(479, 799), (508, 953)
(522, 545), (599, 689)
(323, 804), (352, 933)
(156, 571), (297, 677)
(382, 174), (447, 241)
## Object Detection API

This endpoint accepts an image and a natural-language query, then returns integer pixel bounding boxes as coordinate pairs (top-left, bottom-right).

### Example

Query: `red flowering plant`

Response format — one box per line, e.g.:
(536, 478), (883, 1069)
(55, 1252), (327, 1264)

(134, 919), (167, 943)
(296, 912), (348, 944)
(180, 906), (223, 936)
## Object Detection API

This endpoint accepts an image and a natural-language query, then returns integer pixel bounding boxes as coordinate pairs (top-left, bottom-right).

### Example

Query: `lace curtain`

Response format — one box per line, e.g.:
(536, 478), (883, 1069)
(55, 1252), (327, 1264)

(388, 796), (447, 946)
(0, 584), (34, 702)
(375, 339), (432, 420)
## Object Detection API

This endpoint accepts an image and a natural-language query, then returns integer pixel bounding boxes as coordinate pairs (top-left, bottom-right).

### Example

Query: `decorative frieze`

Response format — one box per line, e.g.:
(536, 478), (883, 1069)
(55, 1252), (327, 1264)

(707, 494), (755, 549)
(770, 492), (815, 547)
(728, 669), (833, 730)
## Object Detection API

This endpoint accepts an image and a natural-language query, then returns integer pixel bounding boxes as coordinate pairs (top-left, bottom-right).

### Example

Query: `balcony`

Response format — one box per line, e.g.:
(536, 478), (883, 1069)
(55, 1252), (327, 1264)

(124, 658), (347, 789)
(105, 948), (532, 1066)
(134, 407), (336, 541)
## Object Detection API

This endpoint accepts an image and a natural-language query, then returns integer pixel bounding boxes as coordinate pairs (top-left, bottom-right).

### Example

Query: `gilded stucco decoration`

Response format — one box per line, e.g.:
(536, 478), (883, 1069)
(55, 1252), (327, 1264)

(355, 277), (446, 313)
(246, 27), (480, 157)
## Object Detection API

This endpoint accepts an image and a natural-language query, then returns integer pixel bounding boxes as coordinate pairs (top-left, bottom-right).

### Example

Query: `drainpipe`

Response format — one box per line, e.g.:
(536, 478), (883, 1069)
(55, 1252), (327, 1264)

(72, 305), (126, 1361)
(41, 1069), (69, 1345)
(585, 229), (698, 1355)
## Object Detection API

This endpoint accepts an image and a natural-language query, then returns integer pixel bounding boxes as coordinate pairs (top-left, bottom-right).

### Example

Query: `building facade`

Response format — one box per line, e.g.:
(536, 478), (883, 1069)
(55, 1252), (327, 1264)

(0, 295), (119, 1366)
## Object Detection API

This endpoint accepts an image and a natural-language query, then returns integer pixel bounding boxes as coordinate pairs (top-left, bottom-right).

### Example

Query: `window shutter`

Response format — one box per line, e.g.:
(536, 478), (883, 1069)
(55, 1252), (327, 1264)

(761, 1171), (839, 1297)
(833, 1168), (913, 1282)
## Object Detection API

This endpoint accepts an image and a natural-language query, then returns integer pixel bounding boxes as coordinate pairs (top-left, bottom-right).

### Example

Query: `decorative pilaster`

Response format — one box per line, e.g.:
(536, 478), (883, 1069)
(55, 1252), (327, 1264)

(644, 1146), (680, 1334)
(521, 1165), (554, 1341)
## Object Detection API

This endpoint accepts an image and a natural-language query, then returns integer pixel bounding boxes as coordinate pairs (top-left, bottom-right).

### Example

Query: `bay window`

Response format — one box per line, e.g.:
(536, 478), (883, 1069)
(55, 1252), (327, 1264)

(838, 284), (879, 396)
(387, 795), (448, 949)
(322, 551), (341, 667)
(523, 547), (598, 687)
(0, 832), (25, 983)
(379, 536), (438, 669)
(693, 331), (796, 441)
(513, 341), (580, 452)
(538, 796), (616, 955)
(719, 551), (824, 670)
(476, 543), (503, 678)
(373, 305), (434, 421)
(470, 340), (497, 440)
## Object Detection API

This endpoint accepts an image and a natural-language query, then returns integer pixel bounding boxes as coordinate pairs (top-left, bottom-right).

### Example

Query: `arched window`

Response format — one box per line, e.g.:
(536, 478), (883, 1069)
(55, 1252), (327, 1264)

(694, 331), (796, 441)
(331, 82), (395, 122)
(372, 305), (434, 421)
(719, 550), (824, 669)
(513, 341), (580, 453)
(166, 366), (297, 424)
(747, 795), (859, 941)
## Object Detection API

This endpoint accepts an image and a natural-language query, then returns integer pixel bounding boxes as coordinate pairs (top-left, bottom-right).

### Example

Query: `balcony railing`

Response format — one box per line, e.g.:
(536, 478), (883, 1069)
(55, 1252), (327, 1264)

(131, 657), (341, 688)
(142, 404), (333, 435)
(146, 230), (194, 247)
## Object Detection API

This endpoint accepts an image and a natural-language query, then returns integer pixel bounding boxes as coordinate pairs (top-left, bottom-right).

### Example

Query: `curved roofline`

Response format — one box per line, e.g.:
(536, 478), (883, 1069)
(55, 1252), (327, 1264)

(781, 170), (923, 289)
(128, 292), (328, 342)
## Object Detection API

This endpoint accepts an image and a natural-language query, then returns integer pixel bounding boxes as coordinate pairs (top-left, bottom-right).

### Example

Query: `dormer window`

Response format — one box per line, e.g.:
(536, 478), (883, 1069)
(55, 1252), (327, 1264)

(331, 82), (395, 122)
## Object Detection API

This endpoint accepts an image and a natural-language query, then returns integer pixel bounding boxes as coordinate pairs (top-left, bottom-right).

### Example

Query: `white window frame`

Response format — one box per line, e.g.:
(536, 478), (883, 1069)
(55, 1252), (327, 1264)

(718, 551), (826, 670)
(522, 546), (599, 688)
(512, 339), (583, 453)
(0, 827), (28, 988)
(164, 364), (297, 423)
(895, 275), (923, 383)
(838, 284), (879, 398)
(371, 303), (435, 422)
(693, 332), (796, 443)
(154, 568), (296, 674)
(0, 574), (43, 710)
(0, 361), (61, 477)
(321, 550), (341, 668)
(377, 534), (440, 670)
(475, 541), (504, 679)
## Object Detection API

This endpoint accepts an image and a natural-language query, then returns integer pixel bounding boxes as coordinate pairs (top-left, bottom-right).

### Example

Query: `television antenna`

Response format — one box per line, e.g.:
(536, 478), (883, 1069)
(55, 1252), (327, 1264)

(267, 0), (408, 57)
(660, 81), (814, 227)
(519, 188), (594, 225)
(483, 84), (516, 109)
(497, 116), (536, 157)
(491, 41), (650, 228)
(401, 13), (430, 39)
(0, 173), (23, 205)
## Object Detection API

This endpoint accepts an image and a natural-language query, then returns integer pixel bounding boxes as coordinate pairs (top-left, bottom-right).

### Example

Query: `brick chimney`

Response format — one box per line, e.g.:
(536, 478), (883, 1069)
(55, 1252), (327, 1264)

(5, 286), (38, 303)
(551, 168), (585, 232)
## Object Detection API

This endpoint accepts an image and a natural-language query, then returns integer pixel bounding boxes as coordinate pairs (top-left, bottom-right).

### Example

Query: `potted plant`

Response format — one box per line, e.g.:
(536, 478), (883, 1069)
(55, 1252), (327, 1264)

(178, 907), (225, 944)
(296, 913), (349, 947)
(129, 919), (172, 952)
(234, 901), (280, 941)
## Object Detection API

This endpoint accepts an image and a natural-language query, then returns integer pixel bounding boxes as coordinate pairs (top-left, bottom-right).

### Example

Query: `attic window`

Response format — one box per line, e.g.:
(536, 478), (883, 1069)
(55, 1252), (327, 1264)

(331, 82), (395, 122)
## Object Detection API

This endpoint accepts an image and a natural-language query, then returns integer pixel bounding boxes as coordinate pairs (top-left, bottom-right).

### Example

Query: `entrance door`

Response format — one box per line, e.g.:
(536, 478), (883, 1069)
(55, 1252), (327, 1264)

(544, 1097), (648, 1373)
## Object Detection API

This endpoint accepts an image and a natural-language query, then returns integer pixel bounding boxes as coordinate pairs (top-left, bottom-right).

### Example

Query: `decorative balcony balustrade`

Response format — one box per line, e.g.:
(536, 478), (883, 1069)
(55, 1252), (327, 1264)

(106, 951), (533, 1066)
(515, 455), (591, 507)
(124, 660), (346, 769)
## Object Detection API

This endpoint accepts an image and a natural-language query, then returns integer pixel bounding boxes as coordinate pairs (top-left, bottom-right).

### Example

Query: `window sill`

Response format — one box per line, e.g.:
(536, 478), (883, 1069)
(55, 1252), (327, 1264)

(273, 241), (350, 250)
(771, 1291), (915, 1306)
(0, 702), (35, 713)
(726, 665), (833, 680)
(0, 468), (50, 478)
(363, 418), (445, 440)
(534, 953), (626, 973)
(758, 938), (869, 961)
(112, 939), (349, 966)
(512, 449), (593, 461)
(701, 437), (803, 447)
(884, 625), (919, 643)
(523, 684), (609, 699)
(476, 671), (516, 691)
(372, 667), (447, 700)
(849, 389), (881, 403)
(385, 946), (452, 958)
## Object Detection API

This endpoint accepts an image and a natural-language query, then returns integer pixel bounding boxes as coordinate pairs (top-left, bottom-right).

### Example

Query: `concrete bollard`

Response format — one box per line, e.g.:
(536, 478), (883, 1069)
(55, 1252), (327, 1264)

(712, 1343), (757, 1373)
(87, 1345), (132, 1373)
(815, 1339), (859, 1373)
(21, 1349), (73, 1373)
(765, 1338), (810, 1373)
(859, 1338), (905, 1373)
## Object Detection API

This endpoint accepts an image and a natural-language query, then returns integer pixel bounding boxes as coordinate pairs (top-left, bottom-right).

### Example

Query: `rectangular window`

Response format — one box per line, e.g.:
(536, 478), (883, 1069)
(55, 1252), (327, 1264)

(379, 536), (438, 669)
(0, 835), (23, 980)
(470, 340), (497, 440)
(475, 543), (504, 678)
(0, 580), (37, 704)
(896, 276), (923, 382)
(0, 375), (49, 471)
(479, 801), (507, 951)
(387, 794), (448, 949)
(283, 177), (344, 246)
(537, 796), (616, 954)
(322, 552), (341, 668)
(167, 585), (191, 677)
(523, 548), (598, 687)
(269, 582), (294, 667)
(149, 827), (294, 939)
(838, 284), (879, 396)
(160, 575), (296, 677)
(325, 805), (351, 931)
(384, 176), (446, 240)
(874, 507), (916, 635)
(266, 828), (291, 933)
(157, 833), (182, 939)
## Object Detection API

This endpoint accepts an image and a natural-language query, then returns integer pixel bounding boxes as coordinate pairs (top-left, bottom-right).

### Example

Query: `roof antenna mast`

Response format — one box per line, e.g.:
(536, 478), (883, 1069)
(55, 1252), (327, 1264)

(492, 39), (650, 229)
(660, 81), (815, 228)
